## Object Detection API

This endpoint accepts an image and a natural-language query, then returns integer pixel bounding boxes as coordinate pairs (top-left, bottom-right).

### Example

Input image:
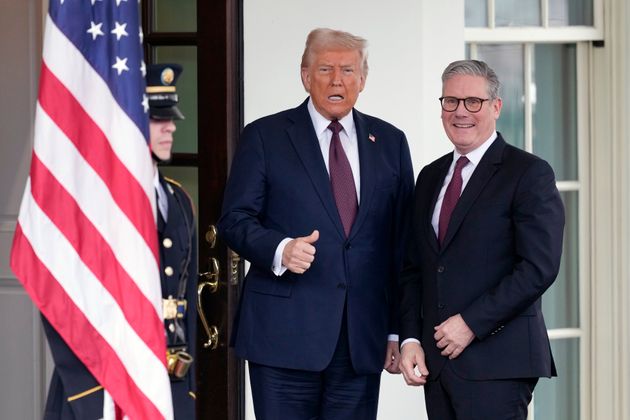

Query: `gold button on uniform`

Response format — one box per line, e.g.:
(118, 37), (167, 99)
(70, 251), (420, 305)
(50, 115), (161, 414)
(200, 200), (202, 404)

(164, 266), (174, 277)
(163, 238), (173, 248)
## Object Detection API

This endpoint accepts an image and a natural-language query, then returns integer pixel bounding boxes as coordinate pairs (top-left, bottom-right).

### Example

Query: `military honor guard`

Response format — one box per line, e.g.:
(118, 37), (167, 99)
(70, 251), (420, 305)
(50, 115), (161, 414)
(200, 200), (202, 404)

(42, 63), (198, 420)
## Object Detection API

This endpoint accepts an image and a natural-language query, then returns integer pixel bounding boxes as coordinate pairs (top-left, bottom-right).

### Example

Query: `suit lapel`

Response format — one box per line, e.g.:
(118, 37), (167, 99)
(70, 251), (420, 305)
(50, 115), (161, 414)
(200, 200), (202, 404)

(285, 100), (346, 238)
(347, 109), (376, 240)
(440, 136), (505, 250)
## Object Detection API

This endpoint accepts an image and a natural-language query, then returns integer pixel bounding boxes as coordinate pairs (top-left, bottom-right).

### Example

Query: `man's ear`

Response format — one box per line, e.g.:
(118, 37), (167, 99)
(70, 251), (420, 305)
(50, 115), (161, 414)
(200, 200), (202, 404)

(300, 67), (311, 92)
(493, 97), (503, 119)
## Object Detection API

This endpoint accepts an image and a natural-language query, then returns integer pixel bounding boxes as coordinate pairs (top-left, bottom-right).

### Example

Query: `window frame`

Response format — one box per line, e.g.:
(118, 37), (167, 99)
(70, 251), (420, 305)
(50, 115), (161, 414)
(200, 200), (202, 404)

(466, 37), (593, 420)
(465, 0), (603, 42)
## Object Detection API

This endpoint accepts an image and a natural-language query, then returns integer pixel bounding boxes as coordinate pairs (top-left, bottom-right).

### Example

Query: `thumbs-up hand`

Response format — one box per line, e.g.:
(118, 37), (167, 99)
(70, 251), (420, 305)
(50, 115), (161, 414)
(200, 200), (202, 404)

(282, 230), (319, 274)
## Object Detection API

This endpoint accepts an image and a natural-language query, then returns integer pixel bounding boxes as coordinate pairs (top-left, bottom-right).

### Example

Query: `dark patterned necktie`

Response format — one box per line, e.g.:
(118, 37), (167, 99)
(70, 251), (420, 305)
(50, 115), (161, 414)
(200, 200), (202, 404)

(328, 120), (358, 237)
(438, 156), (469, 245)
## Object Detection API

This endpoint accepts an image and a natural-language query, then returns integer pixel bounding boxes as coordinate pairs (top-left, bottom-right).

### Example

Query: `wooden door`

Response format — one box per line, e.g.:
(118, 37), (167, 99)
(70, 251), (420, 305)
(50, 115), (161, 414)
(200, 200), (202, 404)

(142, 0), (244, 418)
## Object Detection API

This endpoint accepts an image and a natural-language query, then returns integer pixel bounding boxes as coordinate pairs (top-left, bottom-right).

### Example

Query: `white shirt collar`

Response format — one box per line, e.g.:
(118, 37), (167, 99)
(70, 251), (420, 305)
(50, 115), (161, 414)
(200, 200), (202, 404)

(453, 131), (498, 166)
(307, 97), (355, 136)
(153, 170), (168, 221)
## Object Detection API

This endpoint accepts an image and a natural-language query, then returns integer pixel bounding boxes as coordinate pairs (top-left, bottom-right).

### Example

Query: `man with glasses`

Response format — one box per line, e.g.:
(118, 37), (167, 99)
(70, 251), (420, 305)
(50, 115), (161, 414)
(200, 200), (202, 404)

(397, 59), (564, 419)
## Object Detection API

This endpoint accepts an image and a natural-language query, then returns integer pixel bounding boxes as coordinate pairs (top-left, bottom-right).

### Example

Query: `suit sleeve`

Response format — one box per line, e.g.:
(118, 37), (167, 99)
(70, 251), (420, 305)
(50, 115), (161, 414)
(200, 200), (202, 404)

(397, 167), (428, 343)
(217, 123), (286, 270)
(461, 159), (565, 339)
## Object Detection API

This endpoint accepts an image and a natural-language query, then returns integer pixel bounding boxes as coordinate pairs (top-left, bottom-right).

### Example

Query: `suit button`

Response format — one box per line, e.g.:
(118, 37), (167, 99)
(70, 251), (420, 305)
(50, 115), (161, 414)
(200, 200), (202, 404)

(438, 304), (445, 309)
(345, 243), (352, 250)
(337, 283), (347, 289)
(163, 238), (173, 248)
(437, 266), (445, 273)
(164, 266), (174, 277)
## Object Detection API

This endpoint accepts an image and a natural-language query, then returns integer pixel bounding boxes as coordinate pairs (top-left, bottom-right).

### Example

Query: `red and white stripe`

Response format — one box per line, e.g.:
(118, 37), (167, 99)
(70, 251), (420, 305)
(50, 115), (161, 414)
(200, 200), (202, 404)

(11, 16), (173, 420)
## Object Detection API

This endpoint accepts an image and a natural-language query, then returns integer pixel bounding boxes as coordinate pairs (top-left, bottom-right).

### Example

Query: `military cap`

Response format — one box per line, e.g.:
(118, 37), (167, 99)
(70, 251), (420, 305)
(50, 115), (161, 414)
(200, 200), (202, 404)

(146, 63), (185, 120)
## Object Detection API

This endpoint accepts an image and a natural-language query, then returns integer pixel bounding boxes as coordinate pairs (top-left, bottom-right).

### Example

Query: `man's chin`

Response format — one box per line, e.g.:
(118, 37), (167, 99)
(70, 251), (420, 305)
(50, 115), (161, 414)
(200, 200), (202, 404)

(151, 151), (172, 165)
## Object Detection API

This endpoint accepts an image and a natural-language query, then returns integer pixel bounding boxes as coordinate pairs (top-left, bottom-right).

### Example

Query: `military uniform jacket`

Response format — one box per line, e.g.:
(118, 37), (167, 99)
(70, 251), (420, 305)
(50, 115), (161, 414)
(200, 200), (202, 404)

(42, 174), (197, 420)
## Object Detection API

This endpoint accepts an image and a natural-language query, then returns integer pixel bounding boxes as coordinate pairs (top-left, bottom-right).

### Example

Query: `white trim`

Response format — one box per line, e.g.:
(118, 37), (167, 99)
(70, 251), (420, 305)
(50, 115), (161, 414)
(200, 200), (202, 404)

(541, 0), (549, 28)
(547, 328), (583, 340)
(466, 27), (603, 42)
(556, 181), (581, 191)
(576, 41), (591, 420)
(524, 44), (533, 153)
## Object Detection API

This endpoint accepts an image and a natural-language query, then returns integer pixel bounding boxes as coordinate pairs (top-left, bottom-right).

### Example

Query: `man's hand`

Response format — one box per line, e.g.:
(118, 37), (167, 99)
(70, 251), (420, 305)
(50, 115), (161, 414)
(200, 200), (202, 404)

(282, 230), (319, 274)
(434, 314), (475, 359)
(400, 342), (429, 386)
(383, 340), (401, 374)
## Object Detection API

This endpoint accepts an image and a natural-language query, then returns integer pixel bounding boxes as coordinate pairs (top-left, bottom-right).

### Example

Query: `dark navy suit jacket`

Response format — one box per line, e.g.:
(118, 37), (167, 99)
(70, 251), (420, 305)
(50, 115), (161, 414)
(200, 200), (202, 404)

(218, 98), (414, 374)
(399, 134), (564, 380)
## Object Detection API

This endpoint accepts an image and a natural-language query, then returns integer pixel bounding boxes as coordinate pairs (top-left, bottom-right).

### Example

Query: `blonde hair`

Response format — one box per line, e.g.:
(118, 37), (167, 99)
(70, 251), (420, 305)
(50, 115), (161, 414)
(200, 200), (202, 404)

(300, 28), (369, 76)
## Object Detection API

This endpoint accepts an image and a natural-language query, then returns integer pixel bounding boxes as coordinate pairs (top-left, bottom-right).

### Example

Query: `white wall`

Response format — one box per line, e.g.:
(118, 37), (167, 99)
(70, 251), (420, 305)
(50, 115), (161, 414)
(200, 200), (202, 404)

(242, 1), (465, 418)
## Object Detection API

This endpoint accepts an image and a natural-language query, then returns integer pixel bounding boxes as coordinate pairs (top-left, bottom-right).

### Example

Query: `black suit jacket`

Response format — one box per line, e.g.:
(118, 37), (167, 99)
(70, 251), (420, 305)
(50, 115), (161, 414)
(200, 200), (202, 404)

(218, 98), (414, 374)
(399, 134), (564, 380)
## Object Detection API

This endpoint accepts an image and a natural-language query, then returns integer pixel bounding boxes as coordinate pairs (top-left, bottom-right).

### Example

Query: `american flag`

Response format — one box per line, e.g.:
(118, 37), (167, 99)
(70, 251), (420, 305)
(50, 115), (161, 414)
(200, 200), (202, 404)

(10, 1), (173, 419)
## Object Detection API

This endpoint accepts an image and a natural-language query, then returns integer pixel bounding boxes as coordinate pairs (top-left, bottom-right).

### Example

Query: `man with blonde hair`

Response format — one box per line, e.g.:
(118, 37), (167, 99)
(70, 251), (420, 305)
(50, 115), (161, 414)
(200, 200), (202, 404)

(218, 28), (414, 419)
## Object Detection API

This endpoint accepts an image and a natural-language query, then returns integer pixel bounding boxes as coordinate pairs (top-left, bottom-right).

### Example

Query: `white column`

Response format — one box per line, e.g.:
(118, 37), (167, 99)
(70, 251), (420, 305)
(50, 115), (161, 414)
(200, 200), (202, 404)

(590, 0), (630, 419)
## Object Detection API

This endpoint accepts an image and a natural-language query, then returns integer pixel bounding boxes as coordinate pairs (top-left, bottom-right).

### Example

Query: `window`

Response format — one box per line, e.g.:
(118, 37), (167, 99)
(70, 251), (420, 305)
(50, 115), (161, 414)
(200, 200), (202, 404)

(143, 0), (199, 205)
(466, 1), (600, 418)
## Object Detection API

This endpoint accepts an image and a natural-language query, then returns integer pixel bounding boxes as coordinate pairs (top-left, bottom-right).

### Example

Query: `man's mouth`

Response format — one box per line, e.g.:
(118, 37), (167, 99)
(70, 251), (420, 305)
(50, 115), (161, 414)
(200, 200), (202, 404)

(328, 95), (344, 102)
(454, 123), (474, 128)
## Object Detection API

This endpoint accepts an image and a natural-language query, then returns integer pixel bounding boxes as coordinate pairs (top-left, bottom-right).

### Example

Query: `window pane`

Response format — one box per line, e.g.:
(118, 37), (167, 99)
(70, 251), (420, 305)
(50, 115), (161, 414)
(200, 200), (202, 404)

(465, 0), (488, 27)
(543, 191), (579, 329)
(532, 44), (577, 180)
(549, 0), (593, 26)
(534, 338), (580, 420)
(496, 0), (540, 27)
(154, 0), (197, 32)
(477, 44), (524, 149)
(154, 47), (198, 154)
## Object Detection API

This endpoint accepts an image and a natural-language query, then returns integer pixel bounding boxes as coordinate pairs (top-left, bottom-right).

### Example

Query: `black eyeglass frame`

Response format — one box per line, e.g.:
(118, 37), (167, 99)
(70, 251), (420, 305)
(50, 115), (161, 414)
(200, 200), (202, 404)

(438, 96), (491, 113)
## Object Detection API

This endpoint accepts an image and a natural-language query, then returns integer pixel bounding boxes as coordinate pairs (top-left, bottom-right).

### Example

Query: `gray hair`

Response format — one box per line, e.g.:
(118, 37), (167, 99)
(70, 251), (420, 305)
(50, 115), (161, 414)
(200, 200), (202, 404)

(442, 59), (501, 99)
(301, 28), (369, 76)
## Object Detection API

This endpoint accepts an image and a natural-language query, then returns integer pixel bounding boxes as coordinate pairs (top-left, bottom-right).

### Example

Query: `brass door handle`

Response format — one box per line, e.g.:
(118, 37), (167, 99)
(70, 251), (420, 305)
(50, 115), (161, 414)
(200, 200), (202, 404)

(198, 257), (219, 293)
(205, 225), (218, 248)
(197, 283), (220, 350)
(197, 257), (220, 350)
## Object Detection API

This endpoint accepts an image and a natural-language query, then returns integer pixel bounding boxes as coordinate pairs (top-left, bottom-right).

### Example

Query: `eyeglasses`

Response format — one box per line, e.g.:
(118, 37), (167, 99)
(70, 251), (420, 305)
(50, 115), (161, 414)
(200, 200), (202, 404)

(439, 96), (490, 113)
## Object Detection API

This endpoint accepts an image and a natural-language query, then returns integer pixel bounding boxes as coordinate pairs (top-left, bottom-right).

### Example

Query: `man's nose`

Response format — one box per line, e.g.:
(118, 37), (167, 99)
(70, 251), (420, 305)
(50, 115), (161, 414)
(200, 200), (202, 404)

(331, 68), (342, 84)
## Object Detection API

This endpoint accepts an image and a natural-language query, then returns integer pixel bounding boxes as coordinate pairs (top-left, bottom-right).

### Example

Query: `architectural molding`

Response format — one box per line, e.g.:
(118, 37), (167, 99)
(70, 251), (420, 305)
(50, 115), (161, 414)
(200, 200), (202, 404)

(590, 1), (630, 419)
(609, 0), (630, 419)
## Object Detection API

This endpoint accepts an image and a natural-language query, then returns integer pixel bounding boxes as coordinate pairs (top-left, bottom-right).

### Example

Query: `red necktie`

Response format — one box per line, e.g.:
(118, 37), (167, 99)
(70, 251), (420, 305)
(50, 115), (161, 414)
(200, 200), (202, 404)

(328, 120), (358, 237)
(438, 156), (469, 245)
